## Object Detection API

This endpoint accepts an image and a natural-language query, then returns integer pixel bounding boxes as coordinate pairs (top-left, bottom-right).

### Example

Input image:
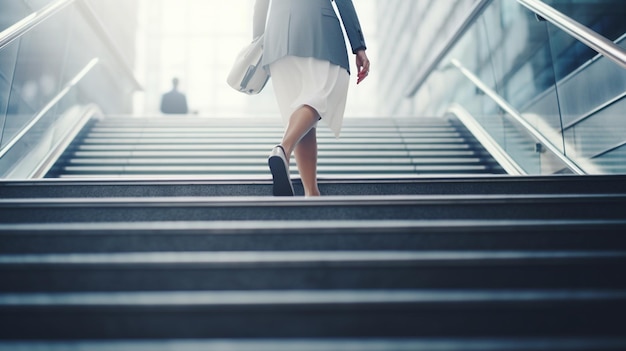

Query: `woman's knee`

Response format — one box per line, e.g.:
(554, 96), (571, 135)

(295, 105), (321, 121)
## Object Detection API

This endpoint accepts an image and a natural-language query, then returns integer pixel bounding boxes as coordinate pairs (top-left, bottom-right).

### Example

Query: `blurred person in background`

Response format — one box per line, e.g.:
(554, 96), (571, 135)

(160, 77), (188, 114)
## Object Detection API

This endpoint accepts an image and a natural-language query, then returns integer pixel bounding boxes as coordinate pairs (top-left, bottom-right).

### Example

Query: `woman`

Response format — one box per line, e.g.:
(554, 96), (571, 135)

(254, 0), (370, 197)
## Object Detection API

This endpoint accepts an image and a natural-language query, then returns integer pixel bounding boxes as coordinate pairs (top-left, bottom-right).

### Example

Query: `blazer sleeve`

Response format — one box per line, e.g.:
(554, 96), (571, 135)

(334, 0), (367, 53)
(253, 0), (270, 39)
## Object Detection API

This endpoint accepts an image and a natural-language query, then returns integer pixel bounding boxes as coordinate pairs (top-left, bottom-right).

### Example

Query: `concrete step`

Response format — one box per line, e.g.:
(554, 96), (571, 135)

(93, 116), (453, 127)
(2, 338), (625, 351)
(4, 102), (622, 348)
(2, 220), (624, 254)
(0, 290), (624, 339)
(64, 157), (486, 166)
(84, 131), (464, 138)
(75, 136), (466, 144)
(2, 175), (625, 198)
(1, 194), (625, 223)
(49, 116), (504, 178)
(70, 143), (477, 151)
(68, 149), (488, 159)
(54, 165), (492, 177)
(0, 251), (623, 292)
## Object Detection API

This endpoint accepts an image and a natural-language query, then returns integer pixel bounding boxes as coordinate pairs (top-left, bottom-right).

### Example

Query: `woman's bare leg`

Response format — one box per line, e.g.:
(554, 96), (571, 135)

(295, 128), (320, 197)
(279, 105), (321, 196)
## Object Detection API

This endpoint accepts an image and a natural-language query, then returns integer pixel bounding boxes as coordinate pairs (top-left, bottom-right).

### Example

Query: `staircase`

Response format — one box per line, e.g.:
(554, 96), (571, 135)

(45, 116), (504, 179)
(0, 117), (625, 350)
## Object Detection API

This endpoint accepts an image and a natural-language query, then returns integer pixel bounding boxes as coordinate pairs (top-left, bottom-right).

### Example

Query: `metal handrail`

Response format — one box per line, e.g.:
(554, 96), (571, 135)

(447, 104), (526, 176)
(29, 104), (102, 179)
(0, 0), (76, 50)
(517, 0), (626, 70)
(449, 59), (586, 175)
(0, 58), (99, 160)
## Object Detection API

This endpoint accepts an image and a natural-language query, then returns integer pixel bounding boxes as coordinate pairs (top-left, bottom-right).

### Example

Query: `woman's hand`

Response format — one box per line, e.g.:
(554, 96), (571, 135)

(356, 50), (370, 85)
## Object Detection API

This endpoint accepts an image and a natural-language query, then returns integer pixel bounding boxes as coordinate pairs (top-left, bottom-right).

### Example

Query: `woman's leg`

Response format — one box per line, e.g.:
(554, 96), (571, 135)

(280, 105), (321, 196)
(295, 128), (320, 197)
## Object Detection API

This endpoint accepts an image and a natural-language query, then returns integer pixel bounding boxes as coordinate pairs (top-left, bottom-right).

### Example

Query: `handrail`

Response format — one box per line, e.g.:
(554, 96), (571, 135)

(0, 0), (76, 50)
(447, 104), (526, 176)
(406, 0), (493, 98)
(0, 58), (99, 160)
(29, 104), (102, 179)
(517, 0), (626, 70)
(449, 59), (586, 175)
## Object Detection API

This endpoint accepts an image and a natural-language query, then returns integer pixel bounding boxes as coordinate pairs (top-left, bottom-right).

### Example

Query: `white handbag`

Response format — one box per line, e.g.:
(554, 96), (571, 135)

(227, 35), (269, 95)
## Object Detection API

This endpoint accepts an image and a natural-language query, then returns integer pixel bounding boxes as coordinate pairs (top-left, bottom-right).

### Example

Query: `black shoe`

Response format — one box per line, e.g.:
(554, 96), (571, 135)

(268, 145), (294, 196)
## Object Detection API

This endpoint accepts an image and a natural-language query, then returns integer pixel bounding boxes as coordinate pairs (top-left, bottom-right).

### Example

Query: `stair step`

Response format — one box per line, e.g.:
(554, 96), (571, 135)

(4, 113), (621, 346)
(1, 194), (625, 223)
(85, 131), (463, 138)
(1, 290), (624, 339)
(55, 165), (491, 177)
(4, 176), (625, 198)
(1, 251), (623, 292)
(73, 143), (476, 151)
(1, 220), (625, 253)
(2, 338), (625, 351)
(94, 117), (452, 127)
(68, 150), (485, 158)
(56, 165), (461, 174)
(64, 157), (486, 166)
(48, 116), (505, 178)
(79, 137), (471, 145)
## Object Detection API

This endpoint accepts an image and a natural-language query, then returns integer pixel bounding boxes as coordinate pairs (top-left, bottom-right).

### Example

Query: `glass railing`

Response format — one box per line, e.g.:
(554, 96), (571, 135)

(409, 0), (626, 174)
(0, 2), (31, 33)
(541, 0), (626, 174)
(0, 0), (141, 178)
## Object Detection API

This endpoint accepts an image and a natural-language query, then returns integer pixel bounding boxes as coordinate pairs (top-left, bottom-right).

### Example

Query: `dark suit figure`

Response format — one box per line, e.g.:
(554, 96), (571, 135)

(160, 78), (188, 114)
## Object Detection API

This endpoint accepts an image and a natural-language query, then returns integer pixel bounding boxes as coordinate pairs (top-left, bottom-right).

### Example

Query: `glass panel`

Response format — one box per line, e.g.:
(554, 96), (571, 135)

(416, 1), (564, 174)
(84, 0), (139, 66)
(1, 1), (141, 177)
(1, 7), (69, 150)
(62, 5), (138, 115)
(544, 0), (626, 172)
(0, 0), (31, 32)
(0, 41), (19, 146)
(594, 144), (626, 174)
(486, 2), (566, 173)
(408, 0), (626, 174)
(23, 0), (57, 11)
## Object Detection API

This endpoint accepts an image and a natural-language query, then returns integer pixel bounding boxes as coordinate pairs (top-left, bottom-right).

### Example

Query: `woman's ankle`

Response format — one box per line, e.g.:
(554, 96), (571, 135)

(304, 188), (321, 197)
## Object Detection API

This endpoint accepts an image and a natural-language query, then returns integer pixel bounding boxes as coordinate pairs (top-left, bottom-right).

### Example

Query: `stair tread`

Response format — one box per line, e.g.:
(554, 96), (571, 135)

(3, 115), (622, 343)
(2, 289), (625, 306)
(3, 193), (624, 204)
(1, 218), (624, 233)
(1, 338), (623, 351)
(2, 250), (623, 265)
(3, 176), (626, 198)
(47, 116), (505, 178)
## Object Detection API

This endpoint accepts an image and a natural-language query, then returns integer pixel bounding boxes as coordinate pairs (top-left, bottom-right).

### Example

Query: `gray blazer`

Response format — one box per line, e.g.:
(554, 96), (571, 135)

(253, 0), (366, 74)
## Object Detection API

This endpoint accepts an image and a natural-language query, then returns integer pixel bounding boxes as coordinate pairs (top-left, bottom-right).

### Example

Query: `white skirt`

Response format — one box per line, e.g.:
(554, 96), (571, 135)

(270, 56), (350, 138)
